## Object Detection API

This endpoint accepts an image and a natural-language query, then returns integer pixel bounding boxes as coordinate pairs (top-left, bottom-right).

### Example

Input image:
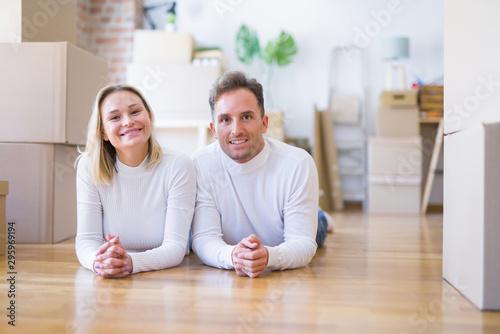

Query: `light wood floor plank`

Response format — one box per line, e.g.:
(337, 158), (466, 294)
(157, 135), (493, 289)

(1, 212), (499, 333)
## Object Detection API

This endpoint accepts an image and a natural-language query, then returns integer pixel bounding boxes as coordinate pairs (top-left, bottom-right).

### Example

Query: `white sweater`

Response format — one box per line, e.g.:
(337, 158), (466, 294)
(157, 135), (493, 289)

(75, 149), (196, 274)
(191, 137), (319, 271)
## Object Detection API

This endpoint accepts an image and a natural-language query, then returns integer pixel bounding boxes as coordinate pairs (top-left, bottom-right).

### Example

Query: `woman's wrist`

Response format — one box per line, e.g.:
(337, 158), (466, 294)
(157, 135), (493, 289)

(127, 254), (133, 274)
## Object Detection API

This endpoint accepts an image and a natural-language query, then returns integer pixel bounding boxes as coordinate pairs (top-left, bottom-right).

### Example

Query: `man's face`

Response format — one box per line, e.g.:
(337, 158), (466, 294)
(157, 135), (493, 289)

(210, 88), (268, 164)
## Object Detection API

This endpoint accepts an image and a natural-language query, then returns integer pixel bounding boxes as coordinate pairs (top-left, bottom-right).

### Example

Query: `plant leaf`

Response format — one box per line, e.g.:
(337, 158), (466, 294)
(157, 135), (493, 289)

(274, 31), (297, 66)
(235, 25), (260, 65)
(261, 41), (275, 65)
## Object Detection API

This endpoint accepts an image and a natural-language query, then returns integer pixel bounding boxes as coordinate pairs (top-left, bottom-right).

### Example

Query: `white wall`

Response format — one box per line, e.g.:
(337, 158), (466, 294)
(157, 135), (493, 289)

(143, 0), (443, 142)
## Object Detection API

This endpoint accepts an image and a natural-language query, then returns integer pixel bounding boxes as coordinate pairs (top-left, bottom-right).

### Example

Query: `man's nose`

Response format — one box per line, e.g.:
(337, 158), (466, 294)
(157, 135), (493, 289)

(231, 119), (243, 135)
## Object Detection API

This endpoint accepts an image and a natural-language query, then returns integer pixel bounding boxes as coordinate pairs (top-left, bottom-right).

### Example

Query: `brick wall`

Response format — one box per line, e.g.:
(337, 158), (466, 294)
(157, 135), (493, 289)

(76, 0), (90, 50)
(77, 0), (143, 83)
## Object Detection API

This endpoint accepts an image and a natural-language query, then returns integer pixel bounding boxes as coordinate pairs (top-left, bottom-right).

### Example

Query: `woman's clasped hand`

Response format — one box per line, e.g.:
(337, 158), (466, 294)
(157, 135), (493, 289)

(93, 233), (133, 278)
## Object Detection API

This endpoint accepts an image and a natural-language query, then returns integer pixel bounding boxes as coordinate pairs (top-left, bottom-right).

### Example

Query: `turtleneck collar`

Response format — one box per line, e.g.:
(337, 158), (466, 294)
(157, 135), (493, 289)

(220, 139), (269, 175)
(116, 154), (149, 176)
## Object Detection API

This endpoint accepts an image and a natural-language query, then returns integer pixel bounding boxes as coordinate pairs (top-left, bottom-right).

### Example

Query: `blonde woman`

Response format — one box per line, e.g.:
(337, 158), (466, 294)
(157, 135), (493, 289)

(75, 84), (196, 278)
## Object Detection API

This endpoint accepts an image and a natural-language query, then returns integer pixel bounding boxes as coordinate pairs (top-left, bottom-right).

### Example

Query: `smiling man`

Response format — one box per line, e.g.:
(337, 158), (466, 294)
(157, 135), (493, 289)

(191, 71), (325, 278)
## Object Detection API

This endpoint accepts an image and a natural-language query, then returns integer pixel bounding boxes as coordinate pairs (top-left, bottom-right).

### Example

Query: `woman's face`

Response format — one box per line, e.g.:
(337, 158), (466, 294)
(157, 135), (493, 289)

(100, 90), (152, 159)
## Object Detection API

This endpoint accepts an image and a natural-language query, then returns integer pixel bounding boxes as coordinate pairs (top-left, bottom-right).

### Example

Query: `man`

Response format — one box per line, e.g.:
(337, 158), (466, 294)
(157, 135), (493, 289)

(191, 71), (327, 278)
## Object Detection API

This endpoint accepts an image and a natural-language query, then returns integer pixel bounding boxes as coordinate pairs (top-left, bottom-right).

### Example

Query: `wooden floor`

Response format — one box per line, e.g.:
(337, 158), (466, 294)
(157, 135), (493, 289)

(1, 212), (499, 333)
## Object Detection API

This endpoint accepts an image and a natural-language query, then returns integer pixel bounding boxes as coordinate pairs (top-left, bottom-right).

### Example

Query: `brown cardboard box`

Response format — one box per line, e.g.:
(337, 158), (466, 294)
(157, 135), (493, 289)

(420, 85), (444, 95)
(0, 181), (8, 255)
(0, 143), (79, 243)
(126, 62), (221, 121)
(419, 85), (444, 113)
(132, 30), (194, 63)
(0, 0), (77, 43)
(380, 90), (418, 107)
(0, 42), (107, 145)
(376, 106), (420, 137)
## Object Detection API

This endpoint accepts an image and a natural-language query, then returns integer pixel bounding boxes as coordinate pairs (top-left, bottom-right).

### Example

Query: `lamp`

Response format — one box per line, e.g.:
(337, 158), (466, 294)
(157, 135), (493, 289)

(381, 37), (409, 90)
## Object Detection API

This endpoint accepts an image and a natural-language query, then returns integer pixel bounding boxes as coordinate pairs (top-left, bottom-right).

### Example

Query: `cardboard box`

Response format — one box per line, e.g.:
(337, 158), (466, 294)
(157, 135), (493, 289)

(368, 136), (422, 176)
(0, 0), (76, 43)
(376, 106), (420, 137)
(0, 181), (8, 255)
(420, 85), (444, 96)
(368, 175), (421, 214)
(380, 90), (418, 107)
(132, 30), (194, 63)
(444, 0), (500, 135)
(126, 62), (221, 121)
(0, 143), (79, 243)
(265, 110), (286, 142)
(0, 42), (108, 145)
(443, 121), (500, 310)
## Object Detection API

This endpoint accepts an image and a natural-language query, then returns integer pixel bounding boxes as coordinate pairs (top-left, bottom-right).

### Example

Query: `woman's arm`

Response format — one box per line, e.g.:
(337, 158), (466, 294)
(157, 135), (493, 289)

(127, 154), (197, 273)
(75, 157), (106, 272)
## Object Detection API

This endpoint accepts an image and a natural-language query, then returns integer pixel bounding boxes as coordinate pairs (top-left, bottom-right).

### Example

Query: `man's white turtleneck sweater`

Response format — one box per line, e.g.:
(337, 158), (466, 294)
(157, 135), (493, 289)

(191, 137), (319, 270)
(75, 149), (196, 274)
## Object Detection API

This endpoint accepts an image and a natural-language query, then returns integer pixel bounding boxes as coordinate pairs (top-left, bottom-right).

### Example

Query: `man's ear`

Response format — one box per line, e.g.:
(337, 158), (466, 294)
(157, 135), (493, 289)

(262, 115), (269, 134)
(210, 122), (218, 139)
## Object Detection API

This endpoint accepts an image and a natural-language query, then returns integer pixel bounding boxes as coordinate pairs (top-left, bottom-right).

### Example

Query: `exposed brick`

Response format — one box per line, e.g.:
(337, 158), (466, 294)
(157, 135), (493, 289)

(110, 27), (134, 33)
(104, 47), (127, 54)
(84, 0), (143, 83)
(96, 37), (119, 44)
(90, 27), (106, 34)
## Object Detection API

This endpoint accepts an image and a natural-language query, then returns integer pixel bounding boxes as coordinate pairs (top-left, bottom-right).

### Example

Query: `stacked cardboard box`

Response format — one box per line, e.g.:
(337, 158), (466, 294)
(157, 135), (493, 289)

(127, 30), (222, 155)
(0, 181), (8, 255)
(0, 1), (108, 243)
(127, 29), (221, 121)
(444, 0), (500, 310)
(419, 85), (444, 118)
(0, 0), (77, 43)
(368, 90), (422, 214)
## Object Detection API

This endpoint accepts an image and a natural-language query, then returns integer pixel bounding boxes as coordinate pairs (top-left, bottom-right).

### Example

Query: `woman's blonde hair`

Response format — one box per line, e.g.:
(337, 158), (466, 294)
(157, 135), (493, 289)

(77, 84), (163, 185)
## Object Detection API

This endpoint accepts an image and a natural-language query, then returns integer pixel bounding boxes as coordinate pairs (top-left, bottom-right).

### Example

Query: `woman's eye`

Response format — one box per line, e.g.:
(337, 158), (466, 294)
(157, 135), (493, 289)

(131, 110), (141, 115)
(110, 116), (120, 121)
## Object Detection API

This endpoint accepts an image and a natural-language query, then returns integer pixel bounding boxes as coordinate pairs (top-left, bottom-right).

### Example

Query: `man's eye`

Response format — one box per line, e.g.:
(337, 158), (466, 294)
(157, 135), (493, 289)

(220, 117), (230, 123)
(243, 115), (251, 120)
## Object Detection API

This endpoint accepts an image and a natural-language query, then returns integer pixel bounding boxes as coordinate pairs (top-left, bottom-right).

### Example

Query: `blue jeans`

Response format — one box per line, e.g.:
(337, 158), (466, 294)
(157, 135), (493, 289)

(317, 209), (328, 248)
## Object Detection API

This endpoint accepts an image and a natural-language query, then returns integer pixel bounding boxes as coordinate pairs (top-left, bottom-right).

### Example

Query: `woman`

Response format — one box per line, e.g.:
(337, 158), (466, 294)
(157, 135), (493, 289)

(75, 84), (196, 278)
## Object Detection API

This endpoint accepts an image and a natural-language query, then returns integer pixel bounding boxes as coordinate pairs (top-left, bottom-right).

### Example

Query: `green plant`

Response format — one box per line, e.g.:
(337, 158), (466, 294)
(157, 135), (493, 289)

(235, 24), (297, 108)
(236, 24), (297, 67)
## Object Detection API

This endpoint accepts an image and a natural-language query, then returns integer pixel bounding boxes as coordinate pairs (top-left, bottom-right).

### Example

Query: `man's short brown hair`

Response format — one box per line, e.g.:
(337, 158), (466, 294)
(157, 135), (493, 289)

(208, 71), (265, 119)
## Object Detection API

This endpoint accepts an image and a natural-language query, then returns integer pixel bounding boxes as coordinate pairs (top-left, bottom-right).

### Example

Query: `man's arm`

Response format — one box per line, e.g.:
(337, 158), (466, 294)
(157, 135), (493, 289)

(265, 155), (319, 270)
(191, 167), (235, 269)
